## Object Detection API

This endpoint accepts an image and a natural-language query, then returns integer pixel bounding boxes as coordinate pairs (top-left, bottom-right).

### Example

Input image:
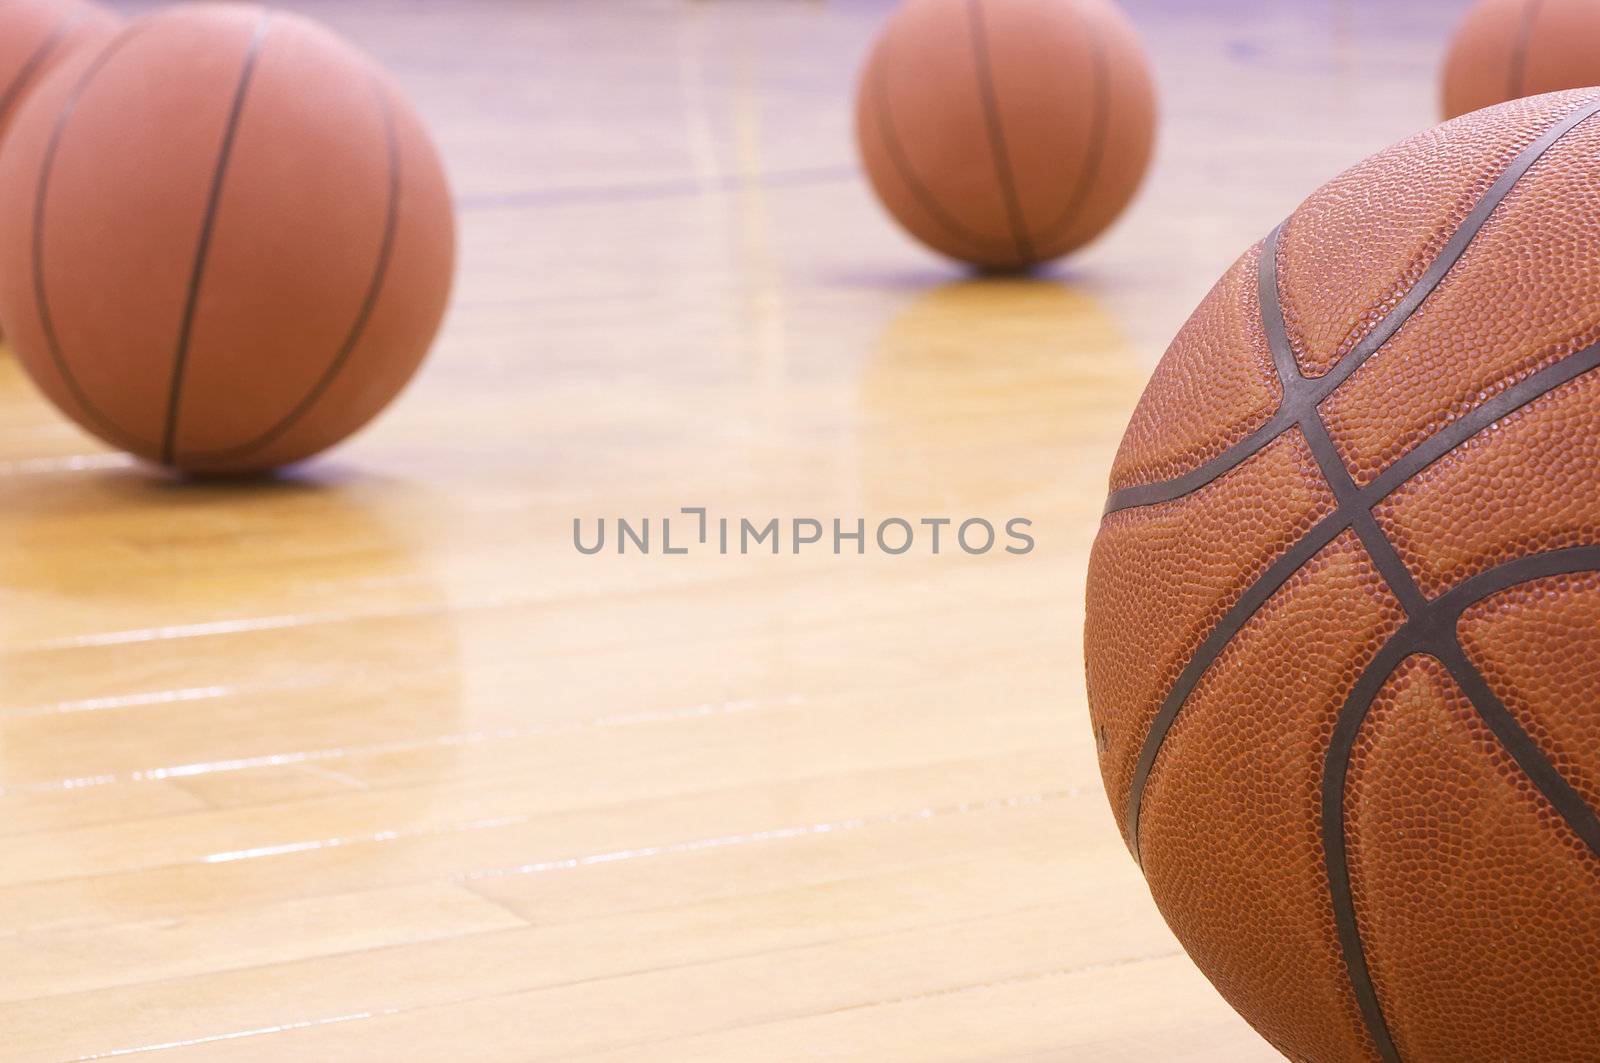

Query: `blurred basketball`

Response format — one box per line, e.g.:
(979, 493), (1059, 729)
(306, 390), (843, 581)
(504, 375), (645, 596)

(1087, 89), (1600, 1060)
(0, 0), (119, 345)
(1442, 0), (1600, 118)
(0, 4), (455, 474)
(854, 0), (1156, 272)
(0, 0), (118, 144)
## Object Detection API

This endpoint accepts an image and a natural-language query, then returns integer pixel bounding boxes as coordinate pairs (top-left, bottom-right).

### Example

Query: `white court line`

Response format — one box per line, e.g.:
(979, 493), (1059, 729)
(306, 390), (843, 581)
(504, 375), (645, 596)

(456, 790), (1070, 881)
(197, 789), (1069, 870)
(9, 587), (552, 653)
(15, 606), (444, 651)
(0, 453), (134, 477)
(72, 794), (1075, 1056)
(71, 1010), (405, 1060)
(1, 675), (334, 720)
(0, 694), (807, 796)
(70, 859), (1121, 1061)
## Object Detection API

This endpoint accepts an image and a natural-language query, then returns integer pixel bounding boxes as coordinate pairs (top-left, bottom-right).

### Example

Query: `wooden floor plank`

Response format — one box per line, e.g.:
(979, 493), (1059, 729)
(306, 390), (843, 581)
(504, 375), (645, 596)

(0, 0), (1468, 1057)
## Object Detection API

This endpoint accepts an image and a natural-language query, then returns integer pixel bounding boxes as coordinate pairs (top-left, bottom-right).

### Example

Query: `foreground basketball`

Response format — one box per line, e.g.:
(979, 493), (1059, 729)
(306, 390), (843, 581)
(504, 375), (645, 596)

(1086, 90), (1600, 1061)
(1442, 0), (1600, 119)
(855, 0), (1155, 271)
(0, 4), (454, 473)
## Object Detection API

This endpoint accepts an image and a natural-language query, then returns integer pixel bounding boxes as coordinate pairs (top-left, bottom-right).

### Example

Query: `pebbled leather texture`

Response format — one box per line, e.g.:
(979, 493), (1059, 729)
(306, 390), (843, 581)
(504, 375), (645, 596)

(1086, 88), (1600, 1062)
(1107, 244), (1282, 495)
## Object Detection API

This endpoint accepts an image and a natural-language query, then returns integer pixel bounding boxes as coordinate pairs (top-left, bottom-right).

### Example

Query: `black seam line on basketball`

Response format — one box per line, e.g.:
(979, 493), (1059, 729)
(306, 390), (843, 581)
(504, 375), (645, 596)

(0, 10), (83, 133)
(1102, 94), (1600, 516)
(1028, 0), (1111, 249)
(1509, 0), (1546, 102)
(869, 50), (1016, 260)
(1300, 412), (1432, 619)
(1120, 297), (1600, 854)
(967, 0), (1035, 266)
(1322, 638), (1410, 1063)
(1437, 639), (1600, 856)
(179, 76), (401, 465)
(1139, 195), (1600, 1060)
(30, 21), (160, 453)
(1304, 409), (1432, 1063)
(1257, 224), (1303, 385)
(1320, 547), (1600, 1063)
(1117, 91), (1600, 1059)
(157, 12), (272, 468)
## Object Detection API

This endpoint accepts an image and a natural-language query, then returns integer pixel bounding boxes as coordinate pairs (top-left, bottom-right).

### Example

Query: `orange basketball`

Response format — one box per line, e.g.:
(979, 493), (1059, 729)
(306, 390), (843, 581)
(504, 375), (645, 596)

(1086, 90), (1600, 1061)
(0, 4), (455, 473)
(1443, 0), (1600, 119)
(0, 0), (118, 143)
(854, 0), (1155, 271)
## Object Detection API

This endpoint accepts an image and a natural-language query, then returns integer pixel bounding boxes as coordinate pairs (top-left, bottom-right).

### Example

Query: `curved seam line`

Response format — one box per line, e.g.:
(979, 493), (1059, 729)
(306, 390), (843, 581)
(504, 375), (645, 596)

(31, 21), (156, 452)
(869, 44), (1016, 259)
(181, 76), (402, 464)
(0, 11), (82, 132)
(1301, 412), (1430, 616)
(1321, 640), (1412, 1063)
(1028, 0), (1111, 248)
(1509, 0), (1545, 101)
(1295, 409), (1423, 1062)
(967, 0), (1035, 265)
(1122, 335), (1600, 856)
(1320, 546), (1600, 1063)
(1434, 545), (1600, 617)
(1433, 637), (1600, 861)
(159, 12), (273, 467)
(1103, 94), (1600, 515)
(1126, 207), (1600, 1059)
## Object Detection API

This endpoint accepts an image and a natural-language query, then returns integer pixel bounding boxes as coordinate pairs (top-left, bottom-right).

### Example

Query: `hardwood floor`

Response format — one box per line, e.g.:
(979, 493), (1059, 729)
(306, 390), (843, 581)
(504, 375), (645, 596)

(0, 1), (1467, 1058)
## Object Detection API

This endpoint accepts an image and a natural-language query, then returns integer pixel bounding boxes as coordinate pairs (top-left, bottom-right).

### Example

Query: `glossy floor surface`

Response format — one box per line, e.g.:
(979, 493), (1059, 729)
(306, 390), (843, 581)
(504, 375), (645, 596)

(0, 1), (1469, 1058)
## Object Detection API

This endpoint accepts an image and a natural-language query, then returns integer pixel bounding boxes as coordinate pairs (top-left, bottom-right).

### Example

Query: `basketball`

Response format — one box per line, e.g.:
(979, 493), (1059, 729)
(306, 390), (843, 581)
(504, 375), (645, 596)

(854, 0), (1156, 271)
(0, 0), (118, 144)
(0, 0), (118, 344)
(1442, 0), (1600, 119)
(0, 4), (455, 474)
(1086, 89), (1600, 1060)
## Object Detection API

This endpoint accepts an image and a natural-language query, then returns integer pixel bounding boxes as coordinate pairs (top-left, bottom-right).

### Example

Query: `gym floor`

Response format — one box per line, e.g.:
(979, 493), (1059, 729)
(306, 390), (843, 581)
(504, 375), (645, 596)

(0, 1), (1465, 1059)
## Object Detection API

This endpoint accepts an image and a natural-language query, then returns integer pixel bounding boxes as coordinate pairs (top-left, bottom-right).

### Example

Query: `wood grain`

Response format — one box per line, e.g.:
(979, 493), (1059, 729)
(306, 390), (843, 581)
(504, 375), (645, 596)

(0, 0), (1463, 1058)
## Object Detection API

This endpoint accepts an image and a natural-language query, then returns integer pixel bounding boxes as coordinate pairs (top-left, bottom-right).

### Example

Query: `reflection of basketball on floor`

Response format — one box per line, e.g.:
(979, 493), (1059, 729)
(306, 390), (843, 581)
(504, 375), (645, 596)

(1089, 90), (1600, 1061)
(856, 0), (1156, 271)
(861, 279), (1134, 508)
